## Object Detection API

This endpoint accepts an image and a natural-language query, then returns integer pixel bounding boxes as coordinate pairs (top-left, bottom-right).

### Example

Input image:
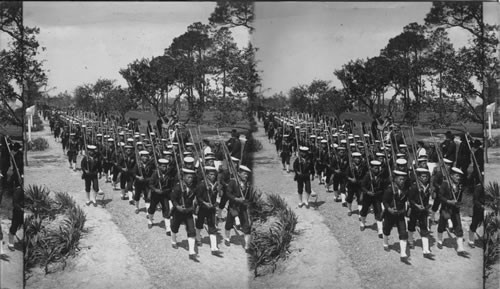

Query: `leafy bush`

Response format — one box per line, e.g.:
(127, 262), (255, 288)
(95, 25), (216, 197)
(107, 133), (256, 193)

(27, 137), (49, 151)
(24, 185), (87, 275)
(245, 137), (263, 153)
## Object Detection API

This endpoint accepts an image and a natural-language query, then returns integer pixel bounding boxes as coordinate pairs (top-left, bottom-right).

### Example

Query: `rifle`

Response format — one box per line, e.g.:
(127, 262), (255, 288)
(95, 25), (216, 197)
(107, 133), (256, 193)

(430, 130), (458, 202)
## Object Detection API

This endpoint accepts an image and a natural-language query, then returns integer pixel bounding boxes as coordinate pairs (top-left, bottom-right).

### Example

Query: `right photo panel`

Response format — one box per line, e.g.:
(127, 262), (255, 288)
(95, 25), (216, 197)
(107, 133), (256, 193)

(249, 2), (498, 289)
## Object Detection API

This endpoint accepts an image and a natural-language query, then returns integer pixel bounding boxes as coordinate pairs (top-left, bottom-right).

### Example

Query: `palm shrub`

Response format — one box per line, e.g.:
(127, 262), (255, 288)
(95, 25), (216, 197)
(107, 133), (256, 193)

(483, 182), (500, 289)
(24, 186), (87, 276)
(249, 192), (298, 277)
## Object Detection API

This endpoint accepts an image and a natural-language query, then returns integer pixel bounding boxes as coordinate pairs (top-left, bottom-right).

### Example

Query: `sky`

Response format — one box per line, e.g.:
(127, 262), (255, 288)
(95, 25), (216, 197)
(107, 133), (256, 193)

(253, 2), (493, 96)
(23, 2), (250, 95)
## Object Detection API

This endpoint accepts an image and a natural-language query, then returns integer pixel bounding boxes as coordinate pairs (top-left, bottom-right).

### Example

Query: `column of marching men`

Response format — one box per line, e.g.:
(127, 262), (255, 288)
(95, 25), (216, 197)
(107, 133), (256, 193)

(262, 110), (485, 263)
(44, 109), (255, 262)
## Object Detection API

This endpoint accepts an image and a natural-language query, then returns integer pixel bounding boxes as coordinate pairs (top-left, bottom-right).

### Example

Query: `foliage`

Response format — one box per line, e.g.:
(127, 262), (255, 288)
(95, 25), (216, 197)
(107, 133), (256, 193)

(209, 1), (254, 31)
(249, 192), (298, 277)
(74, 79), (137, 119)
(24, 186), (87, 275)
(0, 2), (47, 126)
(288, 80), (350, 118)
(483, 182), (500, 288)
(27, 137), (49, 151)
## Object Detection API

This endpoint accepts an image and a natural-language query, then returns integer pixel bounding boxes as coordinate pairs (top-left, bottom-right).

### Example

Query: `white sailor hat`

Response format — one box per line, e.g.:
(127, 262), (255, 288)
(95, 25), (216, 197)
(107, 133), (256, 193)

(317, 136), (323, 140)
(417, 156), (428, 162)
(184, 156), (195, 163)
(204, 166), (217, 172)
(349, 143), (356, 147)
(182, 168), (196, 174)
(82, 125), (87, 128)
(376, 152), (385, 157)
(163, 151), (173, 156)
(416, 168), (430, 174)
(96, 133), (103, 137)
(158, 158), (169, 164)
(363, 134), (370, 137)
(340, 139), (347, 144)
(119, 142), (126, 147)
(126, 138), (134, 142)
(70, 133), (76, 136)
(124, 145), (133, 149)
(239, 165), (251, 173)
(451, 167), (464, 175)
(87, 145), (97, 150)
(332, 133), (338, 137)
(104, 135), (110, 138)
(309, 135), (316, 138)
(205, 155), (215, 160)
(284, 134), (289, 138)
(167, 145), (173, 149)
(136, 141), (143, 145)
(354, 135), (360, 138)
(396, 153), (406, 158)
(333, 143), (339, 148)
(107, 138), (114, 142)
(393, 170), (407, 176)
(443, 158), (453, 164)
(186, 142), (194, 147)
(149, 132), (156, 136)
(352, 152), (362, 157)
(299, 146), (309, 152)
(399, 144), (407, 148)
(396, 159), (407, 165)
(183, 151), (193, 156)
(295, 126), (300, 129)
(119, 132), (125, 135)
(231, 156), (240, 162)
(337, 146), (346, 150)
(374, 140), (381, 143)
(320, 139), (328, 144)
(161, 138), (167, 142)
(139, 150), (149, 156)
(370, 160), (382, 166)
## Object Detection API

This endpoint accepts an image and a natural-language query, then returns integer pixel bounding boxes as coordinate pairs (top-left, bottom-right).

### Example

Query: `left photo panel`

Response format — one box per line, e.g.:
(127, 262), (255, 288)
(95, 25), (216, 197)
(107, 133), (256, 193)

(1, 2), (26, 289)
(18, 2), (257, 289)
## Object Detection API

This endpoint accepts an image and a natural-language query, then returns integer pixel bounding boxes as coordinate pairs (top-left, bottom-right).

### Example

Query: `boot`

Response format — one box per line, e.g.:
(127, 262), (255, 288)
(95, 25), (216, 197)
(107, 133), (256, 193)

(145, 202), (150, 211)
(8, 233), (15, 251)
(304, 193), (310, 208)
(121, 189), (126, 200)
(147, 214), (153, 229)
(468, 230), (475, 248)
(92, 191), (98, 207)
(457, 237), (465, 253)
(286, 164), (290, 173)
(128, 191), (134, 204)
(407, 231), (414, 249)
(244, 234), (251, 251)
(377, 221), (383, 238)
(171, 232), (178, 249)
(188, 237), (196, 255)
(135, 200), (140, 214)
(195, 229), (202, 246)
(341, 193), (347, 206)
(400, 240), (408, 258)
(224, 229), (231, 246)
(359, 216), (366, 231)
(422, 237), (430, 254)
(210, 234), (219, 252)
(85, 191), (91, 206)
(347, 203), (352, 216)
(164, 218), (171, 235)
(383, 235), (389, 251)
(437, 232), (443, 249)
(298, 194), (304, 207)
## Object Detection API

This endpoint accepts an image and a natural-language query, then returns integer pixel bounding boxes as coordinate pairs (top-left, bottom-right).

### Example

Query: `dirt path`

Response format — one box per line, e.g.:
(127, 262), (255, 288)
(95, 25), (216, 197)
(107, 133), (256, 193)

(1, 206), (23, 289)
(25, 115), (249, 289)
(250, 123), (362, 289)
(250, 121), (483, 289)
